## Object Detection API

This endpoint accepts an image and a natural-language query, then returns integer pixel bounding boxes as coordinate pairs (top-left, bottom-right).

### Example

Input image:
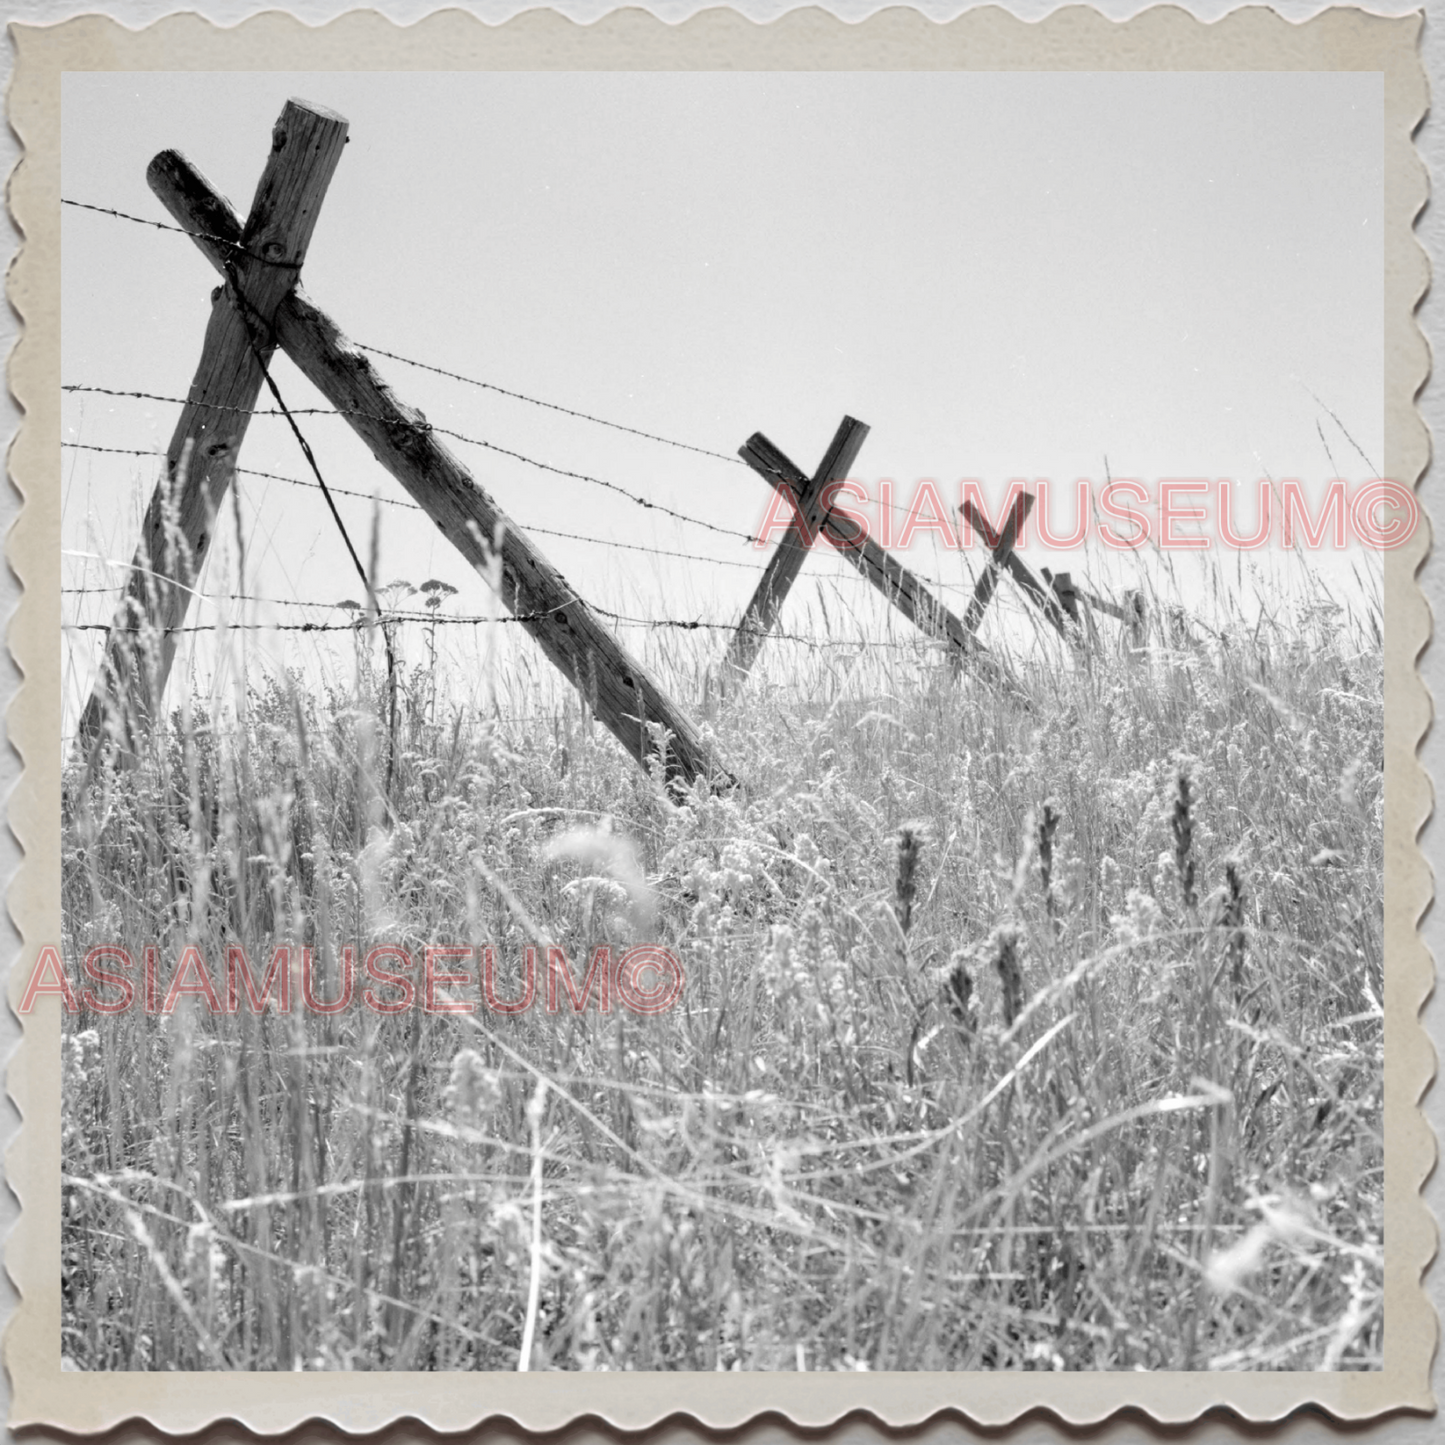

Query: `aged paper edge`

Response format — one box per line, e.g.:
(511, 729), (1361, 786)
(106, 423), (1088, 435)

(4, 3), (1433, 1433)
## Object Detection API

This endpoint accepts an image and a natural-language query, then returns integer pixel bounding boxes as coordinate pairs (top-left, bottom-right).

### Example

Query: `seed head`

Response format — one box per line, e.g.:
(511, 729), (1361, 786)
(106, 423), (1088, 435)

(945, 954), (975, 1041)
(1038, 802), (1061, 926)
(1171, 772), (1197, 911)
(993, 926), (1024, 1028)
(894, 821), (926, 937)
(1223, 860), (1247, 1000)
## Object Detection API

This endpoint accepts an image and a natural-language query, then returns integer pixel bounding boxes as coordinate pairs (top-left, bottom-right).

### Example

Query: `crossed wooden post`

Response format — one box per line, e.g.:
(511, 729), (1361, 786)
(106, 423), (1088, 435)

(77, 101), (349, 754)
(718, 416), (869, 689)
(961, 495), (1079, 644)
(77, 99), (732, 793)
(724, 422), (1021, 695)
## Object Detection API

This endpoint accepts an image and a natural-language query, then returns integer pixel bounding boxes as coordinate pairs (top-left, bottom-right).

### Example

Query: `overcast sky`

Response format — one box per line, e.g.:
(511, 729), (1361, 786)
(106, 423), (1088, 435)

(60, 70), (1384, 727)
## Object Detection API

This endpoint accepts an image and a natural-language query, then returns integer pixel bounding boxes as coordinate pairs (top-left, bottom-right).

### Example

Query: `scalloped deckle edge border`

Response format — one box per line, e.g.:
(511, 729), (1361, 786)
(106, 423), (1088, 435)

(5, 4), (1434, 1433)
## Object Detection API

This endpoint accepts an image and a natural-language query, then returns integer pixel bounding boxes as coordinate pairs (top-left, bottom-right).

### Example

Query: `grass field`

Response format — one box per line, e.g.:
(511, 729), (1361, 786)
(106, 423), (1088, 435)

(60, 581), (1385, 1371)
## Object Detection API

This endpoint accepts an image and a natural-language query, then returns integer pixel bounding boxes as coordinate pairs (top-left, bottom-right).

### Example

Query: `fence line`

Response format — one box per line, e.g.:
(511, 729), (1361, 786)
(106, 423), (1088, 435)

(61, 432), (985, 597)
(62, 196), (928, 525)
(62, 189), (1035, 698)
(63, 566), (1022, 642)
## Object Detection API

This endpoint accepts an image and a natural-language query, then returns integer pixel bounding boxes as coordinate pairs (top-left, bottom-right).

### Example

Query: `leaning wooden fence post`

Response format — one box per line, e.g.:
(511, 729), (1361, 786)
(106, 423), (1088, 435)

(720, 415), (869, 686)
(77, 100), (350, 753)
(142, 134), (731, 794)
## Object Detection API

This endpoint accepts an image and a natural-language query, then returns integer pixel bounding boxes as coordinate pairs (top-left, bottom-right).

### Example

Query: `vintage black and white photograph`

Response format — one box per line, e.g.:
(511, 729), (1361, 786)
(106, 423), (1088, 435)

(51, 63), (1392, 1375)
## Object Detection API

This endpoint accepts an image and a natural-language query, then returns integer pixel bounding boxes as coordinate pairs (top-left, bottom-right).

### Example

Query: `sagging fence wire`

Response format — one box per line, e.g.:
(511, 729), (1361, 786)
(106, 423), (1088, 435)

(351, 341), (745, 468)
(62, 191), (1019, 679)
(62, 191), (987, 596)
(64, 190), (1011, 557)
(62, 426), (985, 599)
(64, 198), (935, 521)
(227, 257), (404, 800)
(61, 427), (1011, 647)
(63, 384), (763, 546)
(61, 441), (766, 573)
(65, 194), (743, 467)
(61, 412), (1039, 666)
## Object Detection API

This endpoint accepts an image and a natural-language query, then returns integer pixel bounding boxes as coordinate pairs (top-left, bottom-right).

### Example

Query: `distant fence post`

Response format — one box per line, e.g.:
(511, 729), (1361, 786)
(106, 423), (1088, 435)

(719, 415), (869, 688)
(736, 431), (1022, 696)
(77, 100), (350, 753)
(82, 105), (733, 795)
(960, 495), (1077, 643)
(1073, 581), (1149, 653)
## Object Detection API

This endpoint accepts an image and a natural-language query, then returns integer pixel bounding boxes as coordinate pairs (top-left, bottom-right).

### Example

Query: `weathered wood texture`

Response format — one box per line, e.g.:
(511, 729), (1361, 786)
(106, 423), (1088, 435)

(78, 100), (350, 750)
(740, 435), (1019, 693)
(961, 496), (1074, 640)
(149, 152), (731, 791)
(722, 415), (869, 682)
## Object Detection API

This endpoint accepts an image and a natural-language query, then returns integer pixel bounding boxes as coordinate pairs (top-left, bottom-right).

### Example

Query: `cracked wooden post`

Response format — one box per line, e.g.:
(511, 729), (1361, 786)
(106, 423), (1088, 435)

(77, 99), (350, 753)
(719, 415), (869, 687)
(144, 137), (731, 794)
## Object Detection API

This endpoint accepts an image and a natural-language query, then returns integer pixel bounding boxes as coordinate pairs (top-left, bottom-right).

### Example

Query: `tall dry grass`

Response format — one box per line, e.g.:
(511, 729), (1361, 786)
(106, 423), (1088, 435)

(60, 581), (1384, 1371)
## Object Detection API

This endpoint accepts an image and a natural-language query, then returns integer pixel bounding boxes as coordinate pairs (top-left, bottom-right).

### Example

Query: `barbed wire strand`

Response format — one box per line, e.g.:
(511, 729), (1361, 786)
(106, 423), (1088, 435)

(60, 196), (1067, 677)
(61, 198), (296, 271)
(60, 445), (979, 612)
(62, 194), (1007, 532)
(352, 341), (744, 467)
(60, 425), (982, 598)
(66, 197), (747, 467)
(60, 441), (767, 573)
(62, 384), (763, 546)
(62, 611), (971, 653)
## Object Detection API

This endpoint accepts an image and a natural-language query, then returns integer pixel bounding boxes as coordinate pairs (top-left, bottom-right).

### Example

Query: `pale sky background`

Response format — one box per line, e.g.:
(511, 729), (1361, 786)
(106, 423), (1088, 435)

(60, 71), (1385, 730)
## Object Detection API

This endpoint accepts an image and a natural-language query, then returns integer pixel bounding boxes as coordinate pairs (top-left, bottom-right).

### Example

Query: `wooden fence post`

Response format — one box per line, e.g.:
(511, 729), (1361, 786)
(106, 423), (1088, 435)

(720, 415), (869, 685)
(139, 142), (732, 794)
(77, 100), (350, 752)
